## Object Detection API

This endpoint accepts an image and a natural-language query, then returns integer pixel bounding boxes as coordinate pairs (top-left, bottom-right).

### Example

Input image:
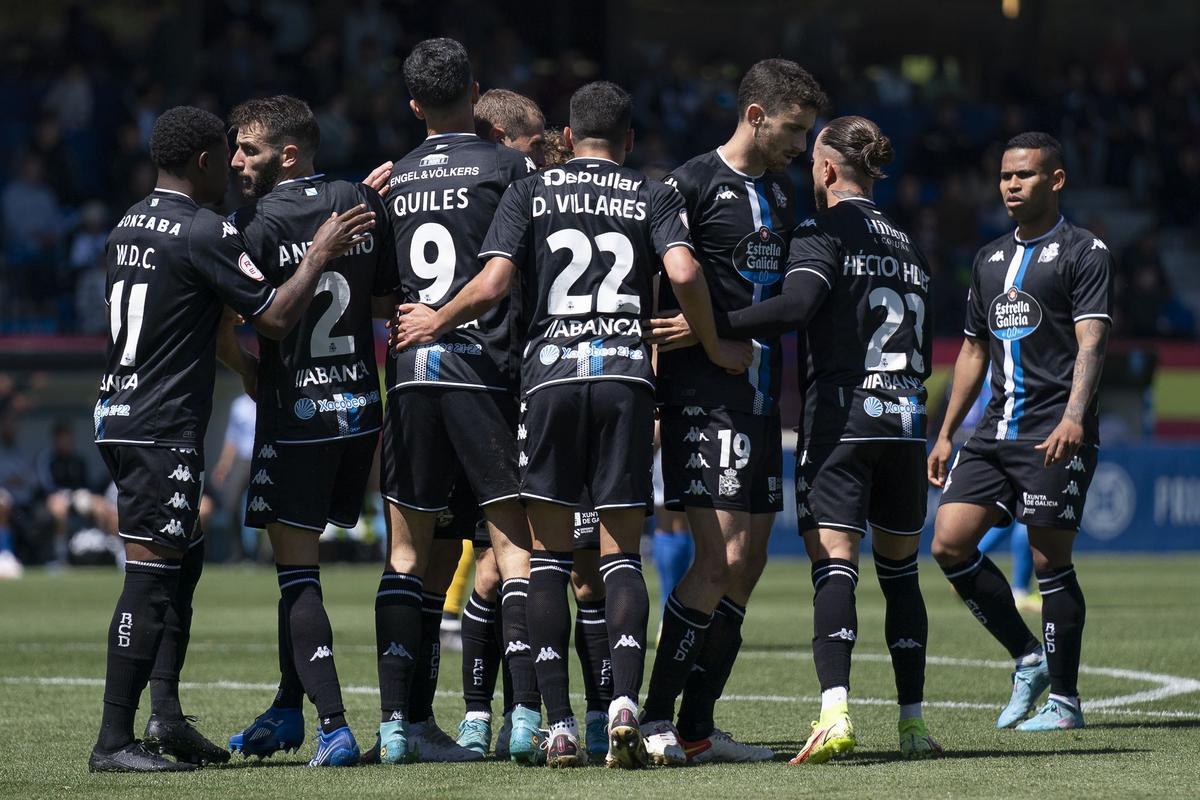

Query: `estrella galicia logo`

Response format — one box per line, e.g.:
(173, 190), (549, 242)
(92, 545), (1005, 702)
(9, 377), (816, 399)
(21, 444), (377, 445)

(539, 344), (561, 365)
(863, 396), (884, 418)
(989, 286), (1042, 341)
(293, 398), (317, 420)
(732, 226), (785, 285)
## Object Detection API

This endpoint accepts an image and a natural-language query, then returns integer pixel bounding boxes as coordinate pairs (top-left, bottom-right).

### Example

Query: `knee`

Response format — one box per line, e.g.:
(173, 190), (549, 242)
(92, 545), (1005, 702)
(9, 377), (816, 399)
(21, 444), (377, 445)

(572, 576), (604, 604)
(693, 554), (733, 593)
(930, 534), (968, 567)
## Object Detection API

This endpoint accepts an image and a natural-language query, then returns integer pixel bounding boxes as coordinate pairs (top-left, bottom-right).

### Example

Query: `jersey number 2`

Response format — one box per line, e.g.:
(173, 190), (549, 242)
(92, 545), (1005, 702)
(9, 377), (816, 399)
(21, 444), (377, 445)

(864, 287), (925, 373)
(310, 272), (355, 358)
(546, 229), (640, 315)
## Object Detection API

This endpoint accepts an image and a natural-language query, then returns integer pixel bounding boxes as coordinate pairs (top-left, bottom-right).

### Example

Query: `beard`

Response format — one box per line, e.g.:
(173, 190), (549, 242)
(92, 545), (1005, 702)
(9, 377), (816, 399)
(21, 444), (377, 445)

(241, 154), (283, 199)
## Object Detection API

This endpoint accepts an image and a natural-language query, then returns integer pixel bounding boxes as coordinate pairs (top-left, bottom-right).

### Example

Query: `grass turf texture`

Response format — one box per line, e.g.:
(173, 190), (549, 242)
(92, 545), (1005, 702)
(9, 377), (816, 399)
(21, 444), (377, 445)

(1, 555), (1198, 799)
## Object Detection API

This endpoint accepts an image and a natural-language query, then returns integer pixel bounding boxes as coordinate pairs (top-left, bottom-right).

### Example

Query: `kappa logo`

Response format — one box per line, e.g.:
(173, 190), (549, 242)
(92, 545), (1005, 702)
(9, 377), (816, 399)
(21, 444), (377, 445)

(534, 646), (562, 663)
(251, 469), (274, 486)
(797, 476), (811, 493)
(518, 452), (529, 467)
(383, 641), (413, 659)
(683, 427), (709, 443)
(524, 156), (538, 173)
(716, 187), (737, 201)
(682, 406), (705, 416)
(248, 496), (272, 513)
(222, 221), (238, 238)
(159, 519), (185, 537)
(799, 217), (817, 228)
(1091, 238), (1108, 251)
(988, 249), (1006, 263)
(684, 479), (709, 496)
(517, 424), (527, 441)
(1058, 506), (1077, 521)
(1067, 456), (1086, 472)
(168, 465), (193, 482)
(1038, 242), (1060, 263)
(614, 634), (642, 650)
(797, 503), (812, 518)
(685, 452), (711, 469)
(504, 640), (530, 656)
(828, 628), (857, 641)
(309, 645), (333, 661)
(258, 444), (277, 459)
(890, 638), (924, 650)
(772, 182), (788, 208)
(389, 710), (405, 721)
(164, 492), (191, 511)
(1062, 481), (1080, 496)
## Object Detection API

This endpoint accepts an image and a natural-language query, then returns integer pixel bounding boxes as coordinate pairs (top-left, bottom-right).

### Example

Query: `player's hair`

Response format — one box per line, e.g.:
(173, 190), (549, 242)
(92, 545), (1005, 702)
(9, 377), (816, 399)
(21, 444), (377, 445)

(568, 81), (632, 146)
(228, 95), (320, 155)
(542, 127), (573, 167)
(404, 37), (473, 110)
(736, 58), (829, 117)
(820, 115), (894, 180)
(1005, 131), (1064, 170)
(475, 89), (544, 138)
(148, 106), (226, 176)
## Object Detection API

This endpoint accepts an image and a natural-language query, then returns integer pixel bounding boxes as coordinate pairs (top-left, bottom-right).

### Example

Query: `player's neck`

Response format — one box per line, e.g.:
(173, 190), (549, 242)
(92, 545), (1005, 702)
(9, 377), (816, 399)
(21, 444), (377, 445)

(824, 182), (871, 208)
(154, 174), (197, 203)
(573, 144), (624, 164)
(278, 161), (317, 184)
(423, 111), (476, 138)
(1015, 208), (1060, 242)
(720, 127), (766, 176)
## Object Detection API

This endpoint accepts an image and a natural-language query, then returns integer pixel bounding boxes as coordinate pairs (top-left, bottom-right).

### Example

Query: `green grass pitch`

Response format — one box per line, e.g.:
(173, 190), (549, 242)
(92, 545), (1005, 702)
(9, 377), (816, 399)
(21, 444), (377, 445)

(2, 555), (1198, 798)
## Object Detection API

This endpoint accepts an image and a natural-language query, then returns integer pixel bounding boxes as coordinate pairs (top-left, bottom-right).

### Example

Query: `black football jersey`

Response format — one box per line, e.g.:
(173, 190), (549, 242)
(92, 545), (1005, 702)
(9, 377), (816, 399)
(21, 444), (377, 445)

(232, 174), (396, 444)
(964, 217), (1112, 444)
(479, 157), (693, 396)
(790, 198), (933, 444)
(95, 188), (277, 448)
(656, 149), (795, 416)
(385, 133), (537, 392)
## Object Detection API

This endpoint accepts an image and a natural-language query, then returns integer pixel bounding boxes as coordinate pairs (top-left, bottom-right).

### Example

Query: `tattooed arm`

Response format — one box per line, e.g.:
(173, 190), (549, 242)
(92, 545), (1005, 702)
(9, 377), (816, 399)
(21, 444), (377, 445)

(1035, 318), (1109, 466)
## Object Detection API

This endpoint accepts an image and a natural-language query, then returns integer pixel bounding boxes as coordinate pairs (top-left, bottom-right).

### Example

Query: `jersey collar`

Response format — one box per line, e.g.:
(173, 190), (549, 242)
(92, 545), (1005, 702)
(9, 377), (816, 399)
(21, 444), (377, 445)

(275, 172), (326, 188)
(151, 187), (196, 205)
(1013, 215), (1065, 246)
(567, 156), (619, 165)
(715, 147), (764, 179)
(425, 132), (478, 141)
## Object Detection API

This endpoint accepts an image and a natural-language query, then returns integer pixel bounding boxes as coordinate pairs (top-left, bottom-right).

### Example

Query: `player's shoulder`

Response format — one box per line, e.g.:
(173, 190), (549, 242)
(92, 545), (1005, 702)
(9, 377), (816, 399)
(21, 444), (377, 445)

(189, 205), (237, 244)
(973, 230), (1016, 269)
(1057, 219), (1111, 261)
(491, 139), (538, 175)
(666, 151), (721, 189)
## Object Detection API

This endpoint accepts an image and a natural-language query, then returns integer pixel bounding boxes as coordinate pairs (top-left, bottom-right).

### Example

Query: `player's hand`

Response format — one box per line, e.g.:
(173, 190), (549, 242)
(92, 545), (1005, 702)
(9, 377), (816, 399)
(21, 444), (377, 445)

(308, 205), (376, 264)
(927, 435), (953, 487)
(363, 161), (394, 197)
(644, 310), (697, 352)
(391, 303), (440, 351)
(1035, 418), (1084, 467)
(710, 338), (753, 375)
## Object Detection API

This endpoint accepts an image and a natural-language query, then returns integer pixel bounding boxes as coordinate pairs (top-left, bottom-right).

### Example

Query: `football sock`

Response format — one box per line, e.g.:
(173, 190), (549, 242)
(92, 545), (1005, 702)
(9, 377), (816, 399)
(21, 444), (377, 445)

(641, 590), (710, 723)
(1037, 564), (1086, 698)
(149, 537), (204, 719)
(408, 591), (446, 722)
(941, 551), (1040, 659)
(500, 577), (539, 710)
(278, 565), (345, 733)
(811, 559), (859, 694)
(97, 558), (180, 752)
(599, 553), (648, 704)
(462, 591), (499, 715)
(495, 601), (514, 713)
(874, 550), (927, 706)
(677, 596), (744, 740)
(527, 551), (574, 724)
(574, 598), (612, 713)
(376, 570), (423, 723)
(274, 597), (304, 709)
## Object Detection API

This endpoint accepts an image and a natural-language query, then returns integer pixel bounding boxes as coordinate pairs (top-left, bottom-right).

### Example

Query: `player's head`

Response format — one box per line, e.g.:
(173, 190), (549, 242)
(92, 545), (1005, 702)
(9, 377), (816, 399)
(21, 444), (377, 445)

(1000, 131), (1065, 225)
(475, 89), (546, 167)
(403, 37), (479, 123)
(541, 127), (573, 168)
(566, 81), (633, 160)
(811, 115), (894, 211)
(228, 95), (320, 199)
(736, 59), (827, 171)
(148, 105), (229, 205)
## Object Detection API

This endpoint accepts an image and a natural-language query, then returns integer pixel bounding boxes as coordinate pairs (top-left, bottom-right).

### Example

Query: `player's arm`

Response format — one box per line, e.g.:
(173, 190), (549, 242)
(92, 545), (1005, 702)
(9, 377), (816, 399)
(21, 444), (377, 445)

(927, 336), (989, 487)
(662, 246), (752, 374)
(1034, 317), (1109, 467)
(216, 306), (258, 400)
(391, 257), (515, 350)
(716, 267), (830, 340)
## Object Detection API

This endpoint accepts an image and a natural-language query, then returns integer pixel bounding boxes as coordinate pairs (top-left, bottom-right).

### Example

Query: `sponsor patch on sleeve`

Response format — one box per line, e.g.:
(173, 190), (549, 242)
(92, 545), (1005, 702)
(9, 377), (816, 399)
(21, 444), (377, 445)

(239, 252), (265, 281)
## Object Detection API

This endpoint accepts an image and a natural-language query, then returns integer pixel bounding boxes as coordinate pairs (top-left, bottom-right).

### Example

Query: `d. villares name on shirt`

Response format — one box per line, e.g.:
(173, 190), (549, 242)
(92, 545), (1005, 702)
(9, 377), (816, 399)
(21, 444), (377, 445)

(535, 167), (647, 220)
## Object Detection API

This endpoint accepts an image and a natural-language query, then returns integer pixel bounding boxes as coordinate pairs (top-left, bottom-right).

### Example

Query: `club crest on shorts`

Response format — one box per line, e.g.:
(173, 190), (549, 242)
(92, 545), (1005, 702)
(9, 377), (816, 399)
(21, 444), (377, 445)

(718, 468), (741, 497)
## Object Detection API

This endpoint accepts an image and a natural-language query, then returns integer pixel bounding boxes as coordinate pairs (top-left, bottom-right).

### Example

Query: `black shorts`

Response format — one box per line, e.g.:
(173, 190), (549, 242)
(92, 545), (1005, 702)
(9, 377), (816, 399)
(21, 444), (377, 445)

(100, 444), (205, 550)
(939, 436), (1097, 530)
(573, 486), (600, 550)
(661, 406), (783, 514)
(519, 381), (654, 509)
(796, 440), (927, 537)
(434, 479), (489, 547)
(382, 387), (520, 511)
(244, 434), (377, 532)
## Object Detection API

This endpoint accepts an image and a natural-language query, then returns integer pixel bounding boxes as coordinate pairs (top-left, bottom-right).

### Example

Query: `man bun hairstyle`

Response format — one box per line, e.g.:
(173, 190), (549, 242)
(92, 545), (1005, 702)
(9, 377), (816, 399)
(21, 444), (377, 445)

(568, 81), (632, 146)
(736, 58), (829, 117)
(404, 37), (473, 110)
(1005, 131), (1064, 170)
(149, 106), (226, 176)
(228, 95), (320, 154)
(820, 115), (894, 180)
(475, 89), (545, 138)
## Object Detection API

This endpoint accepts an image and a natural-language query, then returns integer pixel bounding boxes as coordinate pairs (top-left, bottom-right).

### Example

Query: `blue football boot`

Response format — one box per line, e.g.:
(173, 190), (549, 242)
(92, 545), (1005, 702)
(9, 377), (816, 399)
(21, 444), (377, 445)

(228, 706), (305, 758)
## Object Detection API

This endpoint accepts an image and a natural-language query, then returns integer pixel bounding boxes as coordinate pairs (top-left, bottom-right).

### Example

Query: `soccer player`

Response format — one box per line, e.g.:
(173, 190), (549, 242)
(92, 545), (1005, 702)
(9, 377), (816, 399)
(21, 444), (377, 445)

(219, 95), (397, 767)
(394, 79), (750, 768)
(712, 116), (942, 762)
(641, 59), (826, 762)
(374, 38), (539, 764)
(476, 88), (547, 168)
(90, 106), (372, 772)
(929, 132), (1112, 732)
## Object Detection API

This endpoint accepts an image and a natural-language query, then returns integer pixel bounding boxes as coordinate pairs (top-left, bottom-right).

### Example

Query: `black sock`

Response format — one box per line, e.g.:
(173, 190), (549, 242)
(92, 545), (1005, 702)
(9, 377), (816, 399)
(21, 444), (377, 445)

(149, 537), (204, 719)
(408, 591), (445, 723)
(812, 559), (859, 693)
(462, 591), (499, 715)
(278, 565), (345, 733)
(376, 571), (423, 723)
(574, 599), (611, 713)
(1038, 564), (1086, 698)
(500, 577), (539, 710)
(97, 559), (180, 752)
(527, 551), (573, 723)
(941, 551), (1040, 659)
(678, 596), (744, 740)
(641, 590), (710, 723)
(273, 597), (304, 709)
(599, 553), (648, 704)
(875, 550), (927, 706)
